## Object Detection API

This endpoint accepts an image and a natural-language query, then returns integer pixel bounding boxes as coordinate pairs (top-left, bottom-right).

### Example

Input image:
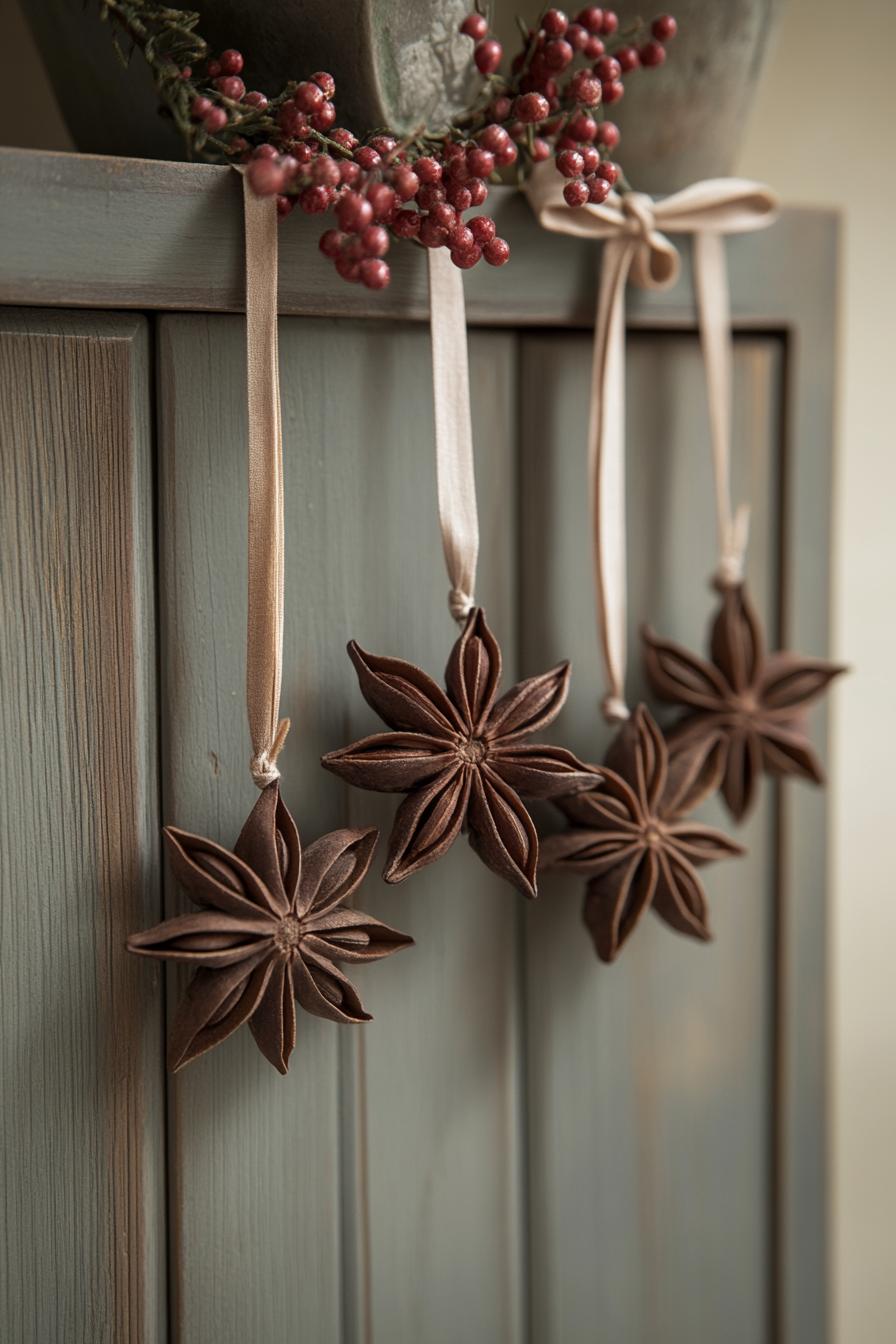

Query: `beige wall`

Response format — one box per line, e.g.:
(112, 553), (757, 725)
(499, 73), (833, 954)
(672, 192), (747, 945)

(737, 1), (896, 1340)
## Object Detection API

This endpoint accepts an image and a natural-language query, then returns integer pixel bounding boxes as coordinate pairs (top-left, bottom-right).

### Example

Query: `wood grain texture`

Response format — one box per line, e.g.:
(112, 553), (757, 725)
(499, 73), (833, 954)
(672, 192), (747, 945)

(0, 310), (165, 1343)
(158, 315), (524, 1343)
(519, 332), (782, 1344)
(0, 148), (835, 333)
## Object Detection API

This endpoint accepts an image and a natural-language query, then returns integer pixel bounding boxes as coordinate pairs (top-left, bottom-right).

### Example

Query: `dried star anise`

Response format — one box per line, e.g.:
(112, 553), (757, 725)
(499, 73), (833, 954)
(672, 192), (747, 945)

(321, 608), (600, 897)
(642, 581), (846, 822)
(128, 784), (412, 1073)
(540, 705), (744, 962)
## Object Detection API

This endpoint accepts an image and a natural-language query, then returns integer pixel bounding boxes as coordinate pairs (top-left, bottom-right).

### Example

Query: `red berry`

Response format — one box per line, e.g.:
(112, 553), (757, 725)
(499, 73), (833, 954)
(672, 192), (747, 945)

(275, 194), (294, 218)
(355, 146), (382, 171)
(370, 135), (398, 156)
(583, 35), (605, 58)
(460, 12), (489, 40)
(311, 154), (340, 187)
(543, 8), (569, 35)
(339, 160), (361, 185)
(446, 155), (470, 183)
(419, 215), (449, 248)
(331, 128), (358, 150)
(215, 75), (245, 99)
(252, 142), (278, 160)
(587, 175), (611, 203)
(564, 179), (589, 207)
(639, 39), (666, 66)
(467, 146), (495, 178)
(295, 81), (324, 113)
(312, 71), (336, 98)
(556, 148), (585, 178)
(293, 142), (314, 165)
(601, 9), (619, 33)
(299, 185), (333, 213)
(451, 245), (482, 269)
(190, 95), (212, 120)
(467, 177), (488, 206)
(570, 70), (602, 105)
(595, 55), (621, 82)
(580, 145), (600, 173)
(576, 6), (604, 33)
(319, 229), (345, 259)
(360, 224), (390, 257)
(652, 14), (678, 41)
(392, 209), (421, 238)
(446, 183), (472, 212)
(602, 80), (625, 102)
(416, 182), (446, 211)
(206, 59), (221, 79)
(360, 258), (390, 289)
(474, 39), (503, 75)
(544, 38), (574, 71)
(469, 215), (496, 245)
(596, 160), (619, 184)
(202, 107), (228, 134)
(219, 49), (243, 75)
(243, 90), (268, 109)
(567, 22), (588, 50)
(489, 95), (513, 120)
(366, 181), (396, 220)
(595, 120), (620, 148)
(311, 101), (336, 131)
(568, 111), (598, 140)
(452, 224), (476, 252)
(430, 202), (458, 232)
(415, 156), (442, 183)
(392, 166), (420, 200)
(531, 136), (551, 162)
(494, 140), (518, 167)
(483, 237), (510, 266)
(335, 254), (361, 282)
(277, 103), (307, 137)
(279, 154), (300, 182)
(615, 45), (639, 72)
(336, 191), (374, 232)
(515, 92), (550, 122)
(478, 124), (510, 154)
(247, 157), (286, 196)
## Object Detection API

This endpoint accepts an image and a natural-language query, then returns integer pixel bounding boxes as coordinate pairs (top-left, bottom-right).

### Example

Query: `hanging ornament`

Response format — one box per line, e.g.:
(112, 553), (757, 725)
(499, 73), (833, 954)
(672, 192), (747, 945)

(128, 180), (411, 1073)
(526, 167), (755, 956)
(540, 706), (743, 963)
(322, 249), (599, 896)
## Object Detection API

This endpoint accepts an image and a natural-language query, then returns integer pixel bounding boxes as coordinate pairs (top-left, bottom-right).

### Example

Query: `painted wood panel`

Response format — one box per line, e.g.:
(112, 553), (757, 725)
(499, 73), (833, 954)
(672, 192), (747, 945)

(158, 315), (524, 1343)
(0, 310), (165, 1344)
(519, 331), (783, 1344)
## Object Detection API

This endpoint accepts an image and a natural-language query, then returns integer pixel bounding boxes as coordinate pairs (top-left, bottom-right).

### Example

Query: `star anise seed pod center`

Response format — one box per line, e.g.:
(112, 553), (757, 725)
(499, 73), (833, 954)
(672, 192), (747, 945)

(642, 820), (667, 847)
(457, 735), (488, 765)
(274, 913), (303, 955)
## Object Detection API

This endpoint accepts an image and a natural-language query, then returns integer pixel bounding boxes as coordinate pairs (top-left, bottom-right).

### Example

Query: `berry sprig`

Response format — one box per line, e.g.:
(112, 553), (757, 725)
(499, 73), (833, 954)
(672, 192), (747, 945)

(98, 2), (677, 289)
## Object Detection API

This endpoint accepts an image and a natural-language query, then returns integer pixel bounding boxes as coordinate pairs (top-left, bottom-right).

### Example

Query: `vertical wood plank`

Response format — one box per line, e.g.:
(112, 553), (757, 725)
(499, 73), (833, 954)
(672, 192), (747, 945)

(158, 315), (525, 1343)
(0, 310), (165, 1344)
(519, 330), (782, 1344)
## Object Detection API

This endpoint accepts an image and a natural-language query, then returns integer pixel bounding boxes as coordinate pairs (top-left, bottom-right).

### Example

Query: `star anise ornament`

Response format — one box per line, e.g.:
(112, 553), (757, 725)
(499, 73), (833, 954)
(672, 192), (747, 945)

(321, 608), (601, 897)
(642, 581), (846, 822)
(128, 784), (412, 1073)
(540, 704), (744, 962)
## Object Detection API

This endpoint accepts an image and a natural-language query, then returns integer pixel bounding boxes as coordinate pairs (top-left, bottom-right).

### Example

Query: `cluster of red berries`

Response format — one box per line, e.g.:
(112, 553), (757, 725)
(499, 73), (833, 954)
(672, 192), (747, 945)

(175, 6), (677, 288)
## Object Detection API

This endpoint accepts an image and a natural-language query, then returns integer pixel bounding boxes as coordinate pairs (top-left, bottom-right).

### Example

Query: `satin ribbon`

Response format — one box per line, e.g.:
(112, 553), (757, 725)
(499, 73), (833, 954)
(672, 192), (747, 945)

(525, 161), (777, 721)
(428, 247), (479, 623)
(243, 176), (290, 787)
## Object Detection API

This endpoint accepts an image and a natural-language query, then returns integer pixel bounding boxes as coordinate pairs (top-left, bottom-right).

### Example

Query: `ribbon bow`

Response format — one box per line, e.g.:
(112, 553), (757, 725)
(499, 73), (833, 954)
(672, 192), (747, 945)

(525, 161), (778, 722)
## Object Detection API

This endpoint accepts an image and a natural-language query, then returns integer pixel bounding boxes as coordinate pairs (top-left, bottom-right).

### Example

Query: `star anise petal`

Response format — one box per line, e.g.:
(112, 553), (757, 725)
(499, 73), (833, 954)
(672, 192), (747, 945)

(642, 625), (732, 709)
(302, 908), (414, 963)
(539, 829), (641, 876)
(347, 640), (465, 736)
(555, 771), (642, 831)
(383, 764), (470, 883)
(604, 706), (667, 815)
(163, 825), (282, 920)
(583, 848), (658, 963)
(445, 607), (501, 733)
(295, 826), (378, 918)
(758, 653), (846, 714)
(467, 764), (539, 898)
(232, 783), (298, 916)
(484, 661), (571, 742)
(720, 726), (763, 822)
(662, 728), (727, 816)
(167, 951), (274, 1072)
(666, 823), (746, 866)
(321, 731), (457, 792)
(759, 721), (826, 785)
(249, 959), (297, 1075)
(710, 582), (764, 692)
(292, 947), (372, 1024)
(128, 911), (276, 966)
(489, 743), (601, 799)
(651, 849), (712, 942)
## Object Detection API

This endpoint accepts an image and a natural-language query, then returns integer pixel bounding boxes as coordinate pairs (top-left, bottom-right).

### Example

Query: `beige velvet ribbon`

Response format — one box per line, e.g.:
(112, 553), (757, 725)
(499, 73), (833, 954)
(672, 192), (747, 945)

(525, 162), (777, 722)
(243, 175), (290, 787)
(428, 247), (479, 623)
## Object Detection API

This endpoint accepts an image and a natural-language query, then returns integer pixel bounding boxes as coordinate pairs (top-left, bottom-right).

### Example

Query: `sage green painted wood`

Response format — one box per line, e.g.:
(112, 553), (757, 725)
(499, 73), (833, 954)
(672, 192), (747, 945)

(0, 310), (165, 1343)
(519, 332), (782, 1344)
(0, 149), (835, 335)
(158, 315), (524, 1343)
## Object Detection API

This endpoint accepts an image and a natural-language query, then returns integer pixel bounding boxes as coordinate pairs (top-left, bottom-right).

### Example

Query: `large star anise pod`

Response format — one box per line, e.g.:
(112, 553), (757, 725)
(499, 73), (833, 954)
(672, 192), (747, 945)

(540, 705), (744, 963)
(642, 581), (845, 822)
(321, 608), (600, 897)
(128, 784), (412, 1073)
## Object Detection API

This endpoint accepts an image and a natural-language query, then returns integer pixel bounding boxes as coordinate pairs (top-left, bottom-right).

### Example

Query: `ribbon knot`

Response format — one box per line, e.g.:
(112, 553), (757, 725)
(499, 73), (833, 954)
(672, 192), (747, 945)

(524, 161), (777, 722)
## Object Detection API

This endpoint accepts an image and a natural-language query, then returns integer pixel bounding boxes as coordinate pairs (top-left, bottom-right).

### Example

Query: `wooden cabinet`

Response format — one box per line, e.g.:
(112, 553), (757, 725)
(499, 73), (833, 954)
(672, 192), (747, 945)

(0, 149), (837, 1344)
